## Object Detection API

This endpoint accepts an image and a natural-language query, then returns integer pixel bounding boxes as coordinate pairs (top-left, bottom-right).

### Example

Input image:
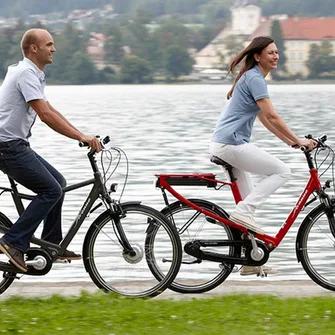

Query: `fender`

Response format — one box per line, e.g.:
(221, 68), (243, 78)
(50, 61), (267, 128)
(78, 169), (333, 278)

(161, 198), (242, 241)
(162, 198), (229, 219)
(89, 201), (142, 227)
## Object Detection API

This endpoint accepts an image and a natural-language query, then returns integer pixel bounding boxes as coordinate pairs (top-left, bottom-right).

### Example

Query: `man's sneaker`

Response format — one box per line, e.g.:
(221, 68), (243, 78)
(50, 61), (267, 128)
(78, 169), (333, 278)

(229, 212), (265, 235)
(57, 250), (81, 260)
(0, 239), (28, 272)
(240, 265), (278, 276)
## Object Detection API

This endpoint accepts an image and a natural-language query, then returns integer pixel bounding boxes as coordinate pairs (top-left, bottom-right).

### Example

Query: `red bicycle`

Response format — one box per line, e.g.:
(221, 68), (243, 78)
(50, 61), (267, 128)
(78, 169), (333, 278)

(148, 134), (335, 294)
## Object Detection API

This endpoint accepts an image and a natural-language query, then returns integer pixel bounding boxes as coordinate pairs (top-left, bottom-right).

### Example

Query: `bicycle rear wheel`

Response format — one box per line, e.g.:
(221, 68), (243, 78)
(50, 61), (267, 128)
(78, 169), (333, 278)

(83, 203), (182, 298)
(297, 203), (335, 291)
(0, 212), (16, 294)
(149, 199), (239, 294)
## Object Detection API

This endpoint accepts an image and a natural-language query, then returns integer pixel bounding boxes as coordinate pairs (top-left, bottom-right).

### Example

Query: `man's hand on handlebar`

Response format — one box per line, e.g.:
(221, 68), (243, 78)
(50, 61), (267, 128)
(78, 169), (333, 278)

(79, 135), (102, 152)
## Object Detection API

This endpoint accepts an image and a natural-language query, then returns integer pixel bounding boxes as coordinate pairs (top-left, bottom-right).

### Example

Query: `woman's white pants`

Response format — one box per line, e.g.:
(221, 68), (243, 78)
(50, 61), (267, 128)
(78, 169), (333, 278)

(210, 142), (291, 217)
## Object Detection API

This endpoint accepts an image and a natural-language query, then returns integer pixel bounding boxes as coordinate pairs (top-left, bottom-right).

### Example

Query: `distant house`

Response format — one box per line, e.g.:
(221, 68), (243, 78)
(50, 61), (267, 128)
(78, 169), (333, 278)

(194, 1), (335, 77)
(194, 3), (262, 71)
(251, 17), (335, 76)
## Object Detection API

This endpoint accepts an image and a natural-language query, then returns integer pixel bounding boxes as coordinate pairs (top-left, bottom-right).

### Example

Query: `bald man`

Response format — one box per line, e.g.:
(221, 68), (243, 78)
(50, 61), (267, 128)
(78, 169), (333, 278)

(0, 29), (101, 272)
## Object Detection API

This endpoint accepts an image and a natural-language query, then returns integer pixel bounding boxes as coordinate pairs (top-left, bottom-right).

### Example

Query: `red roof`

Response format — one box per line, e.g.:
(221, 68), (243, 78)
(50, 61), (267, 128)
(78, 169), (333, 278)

(280, 17), (335, 40)
(251, 17), (335, 41)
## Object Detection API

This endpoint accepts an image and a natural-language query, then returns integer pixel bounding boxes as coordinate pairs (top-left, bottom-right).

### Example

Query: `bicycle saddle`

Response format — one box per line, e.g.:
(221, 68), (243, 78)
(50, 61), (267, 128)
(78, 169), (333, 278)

(210, 156), (233, 170)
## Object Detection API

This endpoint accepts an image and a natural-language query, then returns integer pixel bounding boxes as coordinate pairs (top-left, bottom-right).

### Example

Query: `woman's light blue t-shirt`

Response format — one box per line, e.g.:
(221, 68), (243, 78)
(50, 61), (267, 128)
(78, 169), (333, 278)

(212, 65), (269, 145)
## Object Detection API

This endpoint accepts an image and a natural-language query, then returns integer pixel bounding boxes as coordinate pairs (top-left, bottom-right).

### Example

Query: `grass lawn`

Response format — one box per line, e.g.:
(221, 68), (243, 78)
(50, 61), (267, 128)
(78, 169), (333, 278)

(0, 292), (334, 334)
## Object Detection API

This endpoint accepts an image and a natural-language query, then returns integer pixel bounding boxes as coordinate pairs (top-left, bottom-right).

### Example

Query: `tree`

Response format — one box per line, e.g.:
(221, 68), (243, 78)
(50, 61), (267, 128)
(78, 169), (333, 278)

(122, 13), (152, 61)
(0, 32), (11, 78)
(189, 25), (223, 51)
(318, 41), (335, 75)
(104, 25), (124, 65)
(96, 66), (118, 83)
(67, 51), (98, 84)
(163, 45), (194, 79)
(306, 43), (320, 78)
(154, 20), (191, 51)
(306, 41), (335, 78)
(224, 35), (244, 67)
(271, 20), (286, 79)
(199, 0), (231, 26)
(1, 19), (28, 70)
(120, 55), (153, 83)
(111, 0), (133, 14)
(47, 24), (89, 83)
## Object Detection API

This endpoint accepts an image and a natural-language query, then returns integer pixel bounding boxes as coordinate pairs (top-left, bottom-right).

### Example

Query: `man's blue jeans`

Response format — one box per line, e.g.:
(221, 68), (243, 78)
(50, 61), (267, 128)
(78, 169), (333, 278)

(0, 139), (66, 252)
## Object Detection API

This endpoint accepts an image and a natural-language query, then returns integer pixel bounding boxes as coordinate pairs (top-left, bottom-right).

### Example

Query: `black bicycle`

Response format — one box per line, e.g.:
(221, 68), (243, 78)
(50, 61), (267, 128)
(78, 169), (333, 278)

(0, 136), (182, 298)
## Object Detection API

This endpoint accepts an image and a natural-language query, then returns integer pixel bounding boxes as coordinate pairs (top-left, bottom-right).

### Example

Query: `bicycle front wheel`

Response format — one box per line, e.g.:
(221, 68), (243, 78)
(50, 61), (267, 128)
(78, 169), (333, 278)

(0, 212), (16, 294)
(149, 199), (238, 294)
(297, 203), (335, 291)
(83, 203), (182, 298)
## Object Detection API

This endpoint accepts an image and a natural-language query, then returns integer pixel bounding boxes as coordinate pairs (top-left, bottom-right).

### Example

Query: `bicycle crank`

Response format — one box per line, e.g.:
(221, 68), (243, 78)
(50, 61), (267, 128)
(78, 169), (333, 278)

(0, 248), (53, 276)
(25, 247), (53, 275)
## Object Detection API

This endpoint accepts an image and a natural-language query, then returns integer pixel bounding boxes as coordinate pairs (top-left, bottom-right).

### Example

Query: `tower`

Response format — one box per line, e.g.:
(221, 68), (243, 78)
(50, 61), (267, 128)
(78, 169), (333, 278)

(231, 1), (261, 35)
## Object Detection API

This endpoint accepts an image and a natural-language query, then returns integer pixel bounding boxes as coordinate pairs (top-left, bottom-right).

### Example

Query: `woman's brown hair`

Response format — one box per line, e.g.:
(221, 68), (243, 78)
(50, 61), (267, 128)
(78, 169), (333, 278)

(226, 36), (274, 99)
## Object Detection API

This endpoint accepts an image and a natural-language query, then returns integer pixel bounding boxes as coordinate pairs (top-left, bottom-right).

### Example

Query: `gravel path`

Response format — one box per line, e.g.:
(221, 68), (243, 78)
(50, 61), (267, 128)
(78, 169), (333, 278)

(0, 280), (334, 300)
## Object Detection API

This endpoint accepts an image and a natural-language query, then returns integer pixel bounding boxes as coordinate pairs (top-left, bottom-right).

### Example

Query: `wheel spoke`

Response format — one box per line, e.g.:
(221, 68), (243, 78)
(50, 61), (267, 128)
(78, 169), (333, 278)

(0, 214), (16, 294)
(158, 199), (236, 294)
(83, 204), (181, 298)
(299, 206), (335, 291)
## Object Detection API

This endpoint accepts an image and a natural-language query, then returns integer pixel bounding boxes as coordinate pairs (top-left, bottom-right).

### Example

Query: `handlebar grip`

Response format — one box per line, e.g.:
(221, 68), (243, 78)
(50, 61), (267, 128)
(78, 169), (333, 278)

(78, 135), (110, 149)
(79, 142), (89, 147)
(292, 144), (308, 152)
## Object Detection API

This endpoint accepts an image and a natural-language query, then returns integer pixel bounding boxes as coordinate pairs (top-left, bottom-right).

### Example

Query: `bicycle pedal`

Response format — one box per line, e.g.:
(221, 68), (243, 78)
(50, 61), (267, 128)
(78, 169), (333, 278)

(231, 265), (240, 273)
(5, 271), (21, 280)
(54, 259), (71, 264)
(219, 264), (240, 273)
(257, 272), (267, 278)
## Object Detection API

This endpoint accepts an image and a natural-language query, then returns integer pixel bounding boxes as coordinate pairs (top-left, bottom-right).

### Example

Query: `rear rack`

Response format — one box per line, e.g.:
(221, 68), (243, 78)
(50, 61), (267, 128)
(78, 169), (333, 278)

(156, 173), (217, 188)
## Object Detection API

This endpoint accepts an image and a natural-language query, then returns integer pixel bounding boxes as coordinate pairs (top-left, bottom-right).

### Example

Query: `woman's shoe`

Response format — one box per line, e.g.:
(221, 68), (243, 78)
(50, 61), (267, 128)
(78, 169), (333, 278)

(229, 212), (265, 235)
(240, 265), (278, 276)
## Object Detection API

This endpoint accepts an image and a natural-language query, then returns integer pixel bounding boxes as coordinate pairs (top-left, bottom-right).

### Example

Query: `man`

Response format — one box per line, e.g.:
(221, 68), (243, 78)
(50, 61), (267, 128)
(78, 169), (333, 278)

(0, 28), (101, 272)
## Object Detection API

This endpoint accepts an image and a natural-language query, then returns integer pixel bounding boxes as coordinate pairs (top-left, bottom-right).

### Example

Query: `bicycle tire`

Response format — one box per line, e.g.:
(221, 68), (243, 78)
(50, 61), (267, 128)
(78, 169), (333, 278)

(149, 198), (239, 294)
(296, 203), (335, 291)
(83, 203), (182, 298)
(0, 212), (16, 294)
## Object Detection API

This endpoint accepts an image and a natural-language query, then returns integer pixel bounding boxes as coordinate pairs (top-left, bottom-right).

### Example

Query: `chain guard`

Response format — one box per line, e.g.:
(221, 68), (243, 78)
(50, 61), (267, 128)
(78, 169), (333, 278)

(184, 239), (270, 266)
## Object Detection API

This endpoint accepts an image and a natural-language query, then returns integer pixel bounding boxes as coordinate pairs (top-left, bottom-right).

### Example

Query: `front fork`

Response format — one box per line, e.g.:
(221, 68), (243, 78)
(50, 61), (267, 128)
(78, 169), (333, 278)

(318, 187), (335, 238)
(105, 198), (136, 256)
(326, 198), (335, 238)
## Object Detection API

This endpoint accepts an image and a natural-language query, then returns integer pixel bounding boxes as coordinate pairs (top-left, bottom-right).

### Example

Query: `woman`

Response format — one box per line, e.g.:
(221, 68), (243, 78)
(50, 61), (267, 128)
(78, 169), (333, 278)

(210, 36), (316, 276)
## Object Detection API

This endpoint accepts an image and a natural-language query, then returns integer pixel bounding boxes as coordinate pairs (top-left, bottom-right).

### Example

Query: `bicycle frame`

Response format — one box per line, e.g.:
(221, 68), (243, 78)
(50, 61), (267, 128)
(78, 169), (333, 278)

(156, 150), (329, 250)
(0, 151), (110, 257)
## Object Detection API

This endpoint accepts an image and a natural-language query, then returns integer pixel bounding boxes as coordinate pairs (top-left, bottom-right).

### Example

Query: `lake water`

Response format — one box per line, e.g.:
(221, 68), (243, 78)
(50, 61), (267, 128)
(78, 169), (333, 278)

(1, 84), (335, 284)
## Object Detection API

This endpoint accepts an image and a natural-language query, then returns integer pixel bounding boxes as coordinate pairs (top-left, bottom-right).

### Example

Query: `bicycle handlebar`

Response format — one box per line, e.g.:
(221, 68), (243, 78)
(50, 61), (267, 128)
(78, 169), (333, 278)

(78, 135), (111, 150)
(296, 134), (327, 153)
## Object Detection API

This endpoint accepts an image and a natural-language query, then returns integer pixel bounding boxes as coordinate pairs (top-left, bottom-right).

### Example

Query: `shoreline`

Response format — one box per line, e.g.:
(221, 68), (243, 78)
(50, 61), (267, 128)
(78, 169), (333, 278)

(2, 79), (333, 86)
(0, 279), (334, 300)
